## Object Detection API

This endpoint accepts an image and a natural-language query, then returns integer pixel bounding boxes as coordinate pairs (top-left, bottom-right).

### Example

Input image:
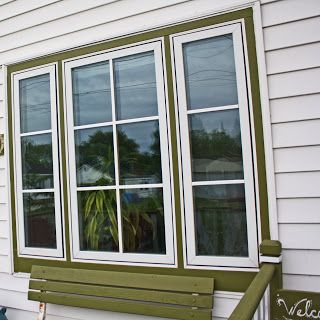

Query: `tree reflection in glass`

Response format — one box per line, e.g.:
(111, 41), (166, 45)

(78, 190), (118, 252)
(21, 134), (53, 189)
(194, 184), (248, 257)
(121, 188), (165, 254)
(189, 109), (243, 181)
(23, 192), (56, 248)
(118, 121), (161, 185)
(75, 127), (115, 187)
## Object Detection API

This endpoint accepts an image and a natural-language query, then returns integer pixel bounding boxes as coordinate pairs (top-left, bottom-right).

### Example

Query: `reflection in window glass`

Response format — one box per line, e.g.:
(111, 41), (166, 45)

(194, 184), (248, 257)
(23, 192), (56, 248)
(121, 188), (165, 254)
(75, 127), (115, 187)
(19, 74), (51, 133)
(114, 52), (158, 120)
(21, 134), (53, 189)
(189, 109), (243, 181)
(118, 121), (162, 185)
(78, 190), (118, 252)
(183, 34), (238, 110)
(72, 61), (112, 126)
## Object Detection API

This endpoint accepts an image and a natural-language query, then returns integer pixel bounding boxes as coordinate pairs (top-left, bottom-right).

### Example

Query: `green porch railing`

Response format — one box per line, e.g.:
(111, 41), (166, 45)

(229, 240), (282, 320)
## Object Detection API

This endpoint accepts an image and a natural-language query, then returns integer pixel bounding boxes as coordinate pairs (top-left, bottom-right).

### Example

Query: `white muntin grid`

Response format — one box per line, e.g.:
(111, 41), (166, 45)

(13, 64), (64, 258)
(64, 40), (175, 265)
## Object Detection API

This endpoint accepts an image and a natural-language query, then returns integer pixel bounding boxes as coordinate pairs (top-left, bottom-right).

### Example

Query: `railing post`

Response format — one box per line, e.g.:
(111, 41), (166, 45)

(259, 240), (282, 320)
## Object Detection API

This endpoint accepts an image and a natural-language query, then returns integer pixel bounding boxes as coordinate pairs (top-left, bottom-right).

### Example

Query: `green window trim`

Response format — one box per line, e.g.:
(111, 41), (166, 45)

(7, 7), (270, 292)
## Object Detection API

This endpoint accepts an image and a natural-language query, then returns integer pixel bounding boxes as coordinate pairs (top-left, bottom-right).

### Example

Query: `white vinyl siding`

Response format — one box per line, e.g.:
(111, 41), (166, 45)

(261, 0), (320, 290)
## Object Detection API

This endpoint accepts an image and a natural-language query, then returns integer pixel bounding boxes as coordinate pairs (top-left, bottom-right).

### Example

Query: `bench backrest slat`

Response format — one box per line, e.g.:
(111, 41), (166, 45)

(31, 265), (214, 294)
(29, 291), (212, 320)
(29, 279), (213, 308)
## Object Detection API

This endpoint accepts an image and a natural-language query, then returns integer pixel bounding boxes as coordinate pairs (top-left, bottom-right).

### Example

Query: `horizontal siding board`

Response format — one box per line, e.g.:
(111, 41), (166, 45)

(261, 0), (320, 27)
(0, 0), (190, 54)
(283, 274), (320, 292)
(266, 42), (320, 75)
(0, 203), (8, 221)
(276, 172), (320, 198)
(0, 0), (119, 38)
(0, 186), (7, 204)
(0, 157), (5, 168)
(0, 84), (4, 101)
(268, 68), (320, 99)
(0, 169), (7, 187)
(0, 0), (247, 64)
(0, 117), (5, 133)
(263, 16), (320, 51)
(278, 198), (320, 223)
(274, 146), (320, 173)
(0, 255), (11, 273)
(270, 93), (320, 123)
(283, 249), (320, 276)
(272, 119), (320, 148)
(0, 102), (4, 118)
(279, 224), (320, 249)
(0, 238), (9, 255)
(0, 220), (9, 238)
(0, 0), (62, 22)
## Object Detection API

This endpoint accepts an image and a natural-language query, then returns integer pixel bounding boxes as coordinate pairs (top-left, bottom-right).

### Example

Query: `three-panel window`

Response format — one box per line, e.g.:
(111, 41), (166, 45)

(12, 22), (259, 268)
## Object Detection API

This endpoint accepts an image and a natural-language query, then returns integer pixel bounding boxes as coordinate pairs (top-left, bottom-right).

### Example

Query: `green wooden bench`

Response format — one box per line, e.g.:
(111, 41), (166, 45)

(28, 265), (214, 320)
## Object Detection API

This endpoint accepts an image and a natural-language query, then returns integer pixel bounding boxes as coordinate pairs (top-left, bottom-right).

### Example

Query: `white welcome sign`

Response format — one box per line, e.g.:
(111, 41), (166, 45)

(273, 290), (320, 320)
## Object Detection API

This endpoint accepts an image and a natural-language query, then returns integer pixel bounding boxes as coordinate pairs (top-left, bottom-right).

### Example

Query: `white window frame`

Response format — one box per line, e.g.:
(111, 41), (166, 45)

(172, 23), (259, 268)
(64, 40), (176, 266)
(13, 64), (64, 258)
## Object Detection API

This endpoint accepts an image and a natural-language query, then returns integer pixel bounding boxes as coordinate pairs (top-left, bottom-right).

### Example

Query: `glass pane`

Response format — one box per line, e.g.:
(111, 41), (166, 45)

(72, 61), (112, 126)
(114, 51), (158, 120)
(194, 184), (248, 257)
(189, 109), (243, 181)
(21, 134), (53, 189)
(183, 34), (238, 110)
(118, 121), (162, 185)
(121, 188), (165, 254)
(23, 192), (56, 248)
(75, 126), (115, 187)
(19, 74), (51, 133)
(78, 190), (118, 252)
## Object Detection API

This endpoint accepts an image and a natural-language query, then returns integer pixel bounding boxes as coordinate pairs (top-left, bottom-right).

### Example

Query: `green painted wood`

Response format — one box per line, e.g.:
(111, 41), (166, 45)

(31, 266), (214, 294)
(260, 240), (282, 257)
(28, 291), (212, 320)
(229, 264), (276, 320)
(272, 289), (320, 320)
(29, 280), (213, 308)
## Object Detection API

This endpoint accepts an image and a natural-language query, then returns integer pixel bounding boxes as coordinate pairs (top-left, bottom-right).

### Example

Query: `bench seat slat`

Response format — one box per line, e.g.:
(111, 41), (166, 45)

(29, 280), (213, 308)
(31, 266), (214, 294)
(28, 291), (212, 320)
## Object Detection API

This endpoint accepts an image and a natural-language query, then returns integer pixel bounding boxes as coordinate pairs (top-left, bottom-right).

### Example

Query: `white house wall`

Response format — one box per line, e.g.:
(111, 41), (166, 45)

(261, 0), (320, 291)
(0, 0), (319, 318)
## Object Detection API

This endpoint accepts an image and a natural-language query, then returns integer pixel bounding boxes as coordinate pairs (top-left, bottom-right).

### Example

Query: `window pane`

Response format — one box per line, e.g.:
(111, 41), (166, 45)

(72, 61), (112, 126)
(21, 134), (53, 189)
(23, 192), (56, 248)
(121, 188), (165, 254)
(114, 52), (158, 120)
(194, 184), (248, 257)
(78, 190), (118, 252)
(183, 34), (238, 110)
(189, 109), (243, 181)
(75, 126), (115, 187)
(118, 121), (162, 185)
(19, 74), (51, 133)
